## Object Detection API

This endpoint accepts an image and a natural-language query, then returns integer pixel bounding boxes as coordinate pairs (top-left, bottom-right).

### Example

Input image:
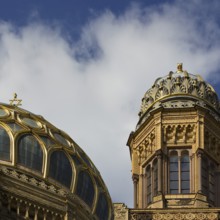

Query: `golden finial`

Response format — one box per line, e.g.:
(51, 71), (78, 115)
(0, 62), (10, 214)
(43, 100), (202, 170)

(10, 93), (22, 106)
(177, 63), (183, 72)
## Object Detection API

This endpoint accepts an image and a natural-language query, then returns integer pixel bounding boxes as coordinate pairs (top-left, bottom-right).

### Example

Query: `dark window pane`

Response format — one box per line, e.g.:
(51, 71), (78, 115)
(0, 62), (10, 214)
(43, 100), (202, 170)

(170, 163), (178, 171)
(202, 158), (208, 195)
(181, 154), (190, 193)
(170, 189), (178, 194)
(0, 126), (10, 161)
(170, 154), (179, 194)
(181, 155), (189, 162)
(146, 166), (152, 204)
(71, 154), (82, 165)
(18, 135), (43, 171)
(181, 189), (190, 193)
(181, 172), (189, 180)
(170, 181), (178, 190)
(181, 162), (189, 171)
(170, 156), (178, 163)
(76, 171), (95, 207)
(170, 171), (178, 180)
(153, 160), (158, 196)
(95, 193), (109, 220)
(49, 151), (72, 188)
(181, 180), (190, 189)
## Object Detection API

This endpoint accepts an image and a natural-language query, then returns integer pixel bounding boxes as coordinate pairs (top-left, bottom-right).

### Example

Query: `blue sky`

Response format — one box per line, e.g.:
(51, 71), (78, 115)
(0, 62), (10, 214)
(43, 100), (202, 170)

(0, 0), (220, 207)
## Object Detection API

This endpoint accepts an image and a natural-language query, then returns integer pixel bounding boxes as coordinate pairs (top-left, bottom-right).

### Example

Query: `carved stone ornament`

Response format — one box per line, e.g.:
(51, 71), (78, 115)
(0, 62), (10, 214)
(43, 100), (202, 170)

(134, 130), (155, 164)
(151, 212), (218, 220)
(139, 68), (219, 117)
(114, 203), (128, 220)
(130, 213), (152, 220)
(163, 124), (196, 144)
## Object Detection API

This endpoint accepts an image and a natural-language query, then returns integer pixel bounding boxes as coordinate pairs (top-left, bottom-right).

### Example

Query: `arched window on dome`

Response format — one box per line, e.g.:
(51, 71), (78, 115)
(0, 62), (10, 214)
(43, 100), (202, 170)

(0, 125), (10, 161)
(17, 134), (43, 172)
(49, 151), (72, 188)
(95, 193), (109, 220)
(76, 170), (95, 207)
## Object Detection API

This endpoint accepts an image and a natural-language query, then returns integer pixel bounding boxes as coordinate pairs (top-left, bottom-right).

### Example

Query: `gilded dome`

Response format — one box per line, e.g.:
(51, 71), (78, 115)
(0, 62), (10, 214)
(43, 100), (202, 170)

(137, 64), (219, 128)
(0, 102), (113, 219)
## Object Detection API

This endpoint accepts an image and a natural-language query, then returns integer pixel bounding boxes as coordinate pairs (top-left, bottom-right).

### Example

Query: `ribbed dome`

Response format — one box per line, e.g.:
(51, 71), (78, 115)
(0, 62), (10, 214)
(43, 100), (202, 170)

(137, 64), (219, 128)
(0, 103), (113, 219)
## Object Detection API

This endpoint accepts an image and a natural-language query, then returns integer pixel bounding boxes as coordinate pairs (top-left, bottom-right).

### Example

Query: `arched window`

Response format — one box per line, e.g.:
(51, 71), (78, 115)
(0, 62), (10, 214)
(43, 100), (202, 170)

(181, 151), (190, 193)
(18, 135), (43, 172)
(169, 151), (178, 194)
(169, 150), (190, 194)
(0, 126), (10, 161)
(95, 193), (109, 220)
(153, 159), (158, 196)
(76, 171), (95, 207)
(49, 151), (72, 188)
(146, 165), (152, 204)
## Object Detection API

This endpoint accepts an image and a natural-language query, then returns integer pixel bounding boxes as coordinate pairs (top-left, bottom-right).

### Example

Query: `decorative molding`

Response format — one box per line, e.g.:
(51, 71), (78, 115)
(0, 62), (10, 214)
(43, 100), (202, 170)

(0, 165), (67, 196)
(134, 130), (156, 164)
(127, 211), (219, 220)
(114, 203), (128, 220)
(163, 124), (196, 144)
(139, 71), (219, 118)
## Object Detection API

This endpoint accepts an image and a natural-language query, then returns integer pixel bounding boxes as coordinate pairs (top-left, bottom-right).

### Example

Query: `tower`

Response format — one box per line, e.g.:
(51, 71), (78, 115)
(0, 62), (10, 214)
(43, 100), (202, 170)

(114, 64), (220, 220)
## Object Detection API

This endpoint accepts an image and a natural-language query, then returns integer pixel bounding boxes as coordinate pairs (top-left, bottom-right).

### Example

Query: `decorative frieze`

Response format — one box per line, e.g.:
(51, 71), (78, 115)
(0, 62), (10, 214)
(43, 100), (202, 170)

(0, 165), (67, 196)
(163, 124), (196, 144)
(127, 210), (219, 220)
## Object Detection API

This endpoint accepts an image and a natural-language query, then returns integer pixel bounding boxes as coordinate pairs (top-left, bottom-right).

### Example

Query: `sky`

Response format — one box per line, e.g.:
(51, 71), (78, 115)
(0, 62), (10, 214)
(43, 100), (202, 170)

(0, 0), (220, 207)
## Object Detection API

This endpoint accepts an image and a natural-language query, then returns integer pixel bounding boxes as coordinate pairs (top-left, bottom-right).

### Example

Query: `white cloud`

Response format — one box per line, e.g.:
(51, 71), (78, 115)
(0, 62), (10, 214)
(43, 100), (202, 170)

(0, 0), (220, 207)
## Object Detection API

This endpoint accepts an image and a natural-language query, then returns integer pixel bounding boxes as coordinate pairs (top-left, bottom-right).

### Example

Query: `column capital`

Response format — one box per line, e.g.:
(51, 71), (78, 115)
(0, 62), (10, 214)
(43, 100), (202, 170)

(196, 148), (204, 157)
(155, 149), (162, 157)
(132, 174), (139, 183)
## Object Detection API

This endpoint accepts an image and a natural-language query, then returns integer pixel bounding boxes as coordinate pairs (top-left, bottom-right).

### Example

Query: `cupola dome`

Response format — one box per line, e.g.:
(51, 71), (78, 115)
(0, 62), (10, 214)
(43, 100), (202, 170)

(137, 63), (219, 128)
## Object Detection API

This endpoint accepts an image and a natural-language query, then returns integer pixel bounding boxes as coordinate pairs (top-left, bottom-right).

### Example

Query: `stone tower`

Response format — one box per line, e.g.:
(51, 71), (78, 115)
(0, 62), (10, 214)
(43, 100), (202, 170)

(114, 64), (220, 220)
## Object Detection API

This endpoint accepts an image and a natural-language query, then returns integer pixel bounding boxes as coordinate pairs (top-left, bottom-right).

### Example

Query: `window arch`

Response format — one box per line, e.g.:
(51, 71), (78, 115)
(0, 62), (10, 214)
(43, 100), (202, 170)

(49, 151), (72, 188)
(169, 150), (190, 194)
(95, 193), (109, 220)
(146, 165), (152, 204)
(17, 134), (43, 172)
(76, 170), (95, 207)
(0, 125), (10, 161)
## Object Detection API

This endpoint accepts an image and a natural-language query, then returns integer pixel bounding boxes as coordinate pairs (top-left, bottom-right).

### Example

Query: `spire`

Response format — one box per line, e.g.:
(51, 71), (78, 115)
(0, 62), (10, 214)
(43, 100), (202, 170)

(177, 63), (183, 72)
